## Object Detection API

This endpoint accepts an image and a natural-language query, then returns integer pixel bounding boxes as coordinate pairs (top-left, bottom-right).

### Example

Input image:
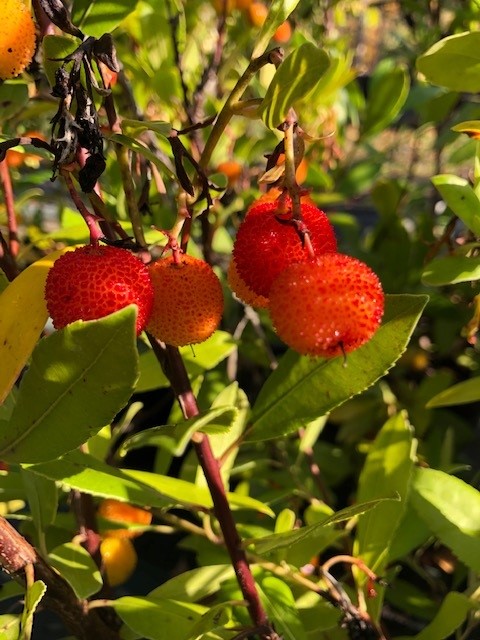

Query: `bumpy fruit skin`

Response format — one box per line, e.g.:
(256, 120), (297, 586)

(227, 260), (269, 309)
(147, 254), (224, 347)
(98, 499), (152, 539)
(100, 537), (137, 587)
(268, 254), (384, 358)
(233, 198), (337, 297)
(44, 245), (154, 335)
(0, 0), (36, 80)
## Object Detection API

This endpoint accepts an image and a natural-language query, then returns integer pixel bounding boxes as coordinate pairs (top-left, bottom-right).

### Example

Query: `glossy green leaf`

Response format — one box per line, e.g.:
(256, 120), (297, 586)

(426, 376), (480, 408)
(354, 412), (415, 620)
(42, 35), (77, 88)
(246, 497), (395, 556)
(113, 597), (206, 640)
(422, 255), (480, 285)
(148, 565), (234, 602)
(258, 576), (307, 640)
(252, 0), (301, 59)
(417, 32), (480, 92)
(0, 614), (20, 640)
(121, 119), (171, 139)
(362, 61), (410, 137)
(48, 543), (102, 599)
(124, 469), (274, 516)
(0, 82), (29, 120)
(0, 307), (138, 463)
(25, 450), (173, 509)
(20, 580), (46, 640)
(186, 603), (231, 640)
(260, 43), (330, 129)
(248, 295), (428, 441)
(72, 0), (138, 37)
(406, 592), (476, 640)
(431, 174), (480, 236)
(119, 406), (238, 458)
(20, 467), (58, 541)
(452, 120), (480, 138)
(411, 467), (480, 571)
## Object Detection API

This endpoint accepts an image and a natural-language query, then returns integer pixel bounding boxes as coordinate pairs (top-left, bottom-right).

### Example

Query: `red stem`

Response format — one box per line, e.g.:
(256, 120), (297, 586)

(0, 161), (19, 257)
(61, 169), (104, 245)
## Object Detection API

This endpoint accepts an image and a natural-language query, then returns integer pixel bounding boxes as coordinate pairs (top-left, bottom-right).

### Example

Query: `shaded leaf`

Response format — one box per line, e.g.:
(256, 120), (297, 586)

(258, 576), (307, 640)
(422, 255), (480, 285)
(72, 0), (138, 38)
(48, 543), (102, 599)
(432, 174), (480, 236)
(404, 592), (476, 640)
(426, 376), (480, 408)
(362, 61), (410, 137)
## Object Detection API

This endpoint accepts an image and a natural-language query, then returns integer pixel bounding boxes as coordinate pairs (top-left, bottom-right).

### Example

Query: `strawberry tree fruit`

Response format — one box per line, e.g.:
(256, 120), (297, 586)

(268, 253), (384, 358)
(100, 537), (138, 587)
(147, 253), (224, 346)
(98, 499), (152, 539)
(227, 259), (269, 308)
(232, 197), (337, 297)
(44, 245), (154, 335)
(0, 0), (36, 79)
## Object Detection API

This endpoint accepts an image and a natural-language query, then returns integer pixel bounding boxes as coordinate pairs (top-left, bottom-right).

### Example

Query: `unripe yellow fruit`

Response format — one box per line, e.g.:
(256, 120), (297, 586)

(100, 537), (137, 587)
(0, 0), (36, 79)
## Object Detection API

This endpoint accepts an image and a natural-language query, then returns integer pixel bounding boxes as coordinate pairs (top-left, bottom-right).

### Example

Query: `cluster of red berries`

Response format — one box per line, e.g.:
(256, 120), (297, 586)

(229, 192), (385, 358)
(44, 244), (224, 347)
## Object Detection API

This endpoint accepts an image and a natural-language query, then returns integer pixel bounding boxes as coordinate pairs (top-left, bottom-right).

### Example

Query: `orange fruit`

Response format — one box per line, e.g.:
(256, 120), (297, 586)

(100, 537), (137, 587)
(273, 21), (292, 43)
(213, 0), (236, 13)
(235, 0), (253, 8)
(6, 130), (46, 169)
(275, 154), (308, 185)
(217, 160), (243, 186)
(227, 260), (269, 308)
(98, 499), (152, 539)
(0, 0), (36, 79)
(247, 1), (268, 27)
(147, 254), (224, 346)
(268, 254), (384, 358)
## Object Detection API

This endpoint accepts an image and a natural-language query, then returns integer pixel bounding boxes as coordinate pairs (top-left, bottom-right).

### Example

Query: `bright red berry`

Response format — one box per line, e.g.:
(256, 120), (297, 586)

(232, 197), (337, 297)
(268, 254), (384, 358)
(44, 245), (154, 335)
(227, 259), (269, 309)
(147, 254), (224, 347)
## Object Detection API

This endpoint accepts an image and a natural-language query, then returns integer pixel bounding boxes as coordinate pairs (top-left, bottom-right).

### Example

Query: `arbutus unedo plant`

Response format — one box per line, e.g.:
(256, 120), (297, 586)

(0, 2), (479, 640)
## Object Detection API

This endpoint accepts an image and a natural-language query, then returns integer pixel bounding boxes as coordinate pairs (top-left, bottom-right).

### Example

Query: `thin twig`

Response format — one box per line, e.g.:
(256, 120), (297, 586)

(0, 161), (19, 257)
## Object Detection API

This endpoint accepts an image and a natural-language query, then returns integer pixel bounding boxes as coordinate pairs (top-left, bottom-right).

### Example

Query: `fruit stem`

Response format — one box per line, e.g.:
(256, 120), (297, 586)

(199, 48), (283, 171)
(61, 169), (105, 245)
(0, 160), (19, 257)
(147, 336), (275, 638)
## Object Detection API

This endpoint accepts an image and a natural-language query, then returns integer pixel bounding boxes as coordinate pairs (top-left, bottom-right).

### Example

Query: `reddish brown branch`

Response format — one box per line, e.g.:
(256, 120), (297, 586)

(0, 161), (19, 257)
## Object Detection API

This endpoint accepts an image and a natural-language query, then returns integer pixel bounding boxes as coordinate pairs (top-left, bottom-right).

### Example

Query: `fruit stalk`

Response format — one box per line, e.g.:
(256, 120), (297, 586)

(148, 338), (274, 637)
(0, 160), (19, 257)
(61, 169), (105, 245)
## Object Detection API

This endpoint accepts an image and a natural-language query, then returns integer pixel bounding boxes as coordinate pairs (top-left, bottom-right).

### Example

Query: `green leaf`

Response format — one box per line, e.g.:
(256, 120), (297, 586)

(186, 603), (231, 640)
(108, 133), (176, 180)
(0, 307), (139, 463)
(257, 576), (307, 640)
(148, 565), (234, 602)
(248, 294), (428, 441)
(119, 406), (238, 458)
(72, 0), (138, 37)
(121, 119), (171, 139)
(26, 450), (173, 509)
(20, 580), (46, 640)
(123, 469), (274, 516)
(354, 412), (415, 620)
(20, 468), (58, 542)
(48, 543), (102, 599)
(431, 174), (480, 236)
(0, 82), (29, 120)
(0, 614), (21, 640)
(113, 597), (206, 640)
(411, 467), (480, 572)
(422, 255), (480, 285)
(246, 498), (394, 556)
(405, 592), (476, 640)
(417, 32), (480, 93)
(362, 61), (410, 137)
(42, 35), (77, 88)
(426, 376), (480, 408)
(260, 43), (330, 129)
(252, 0), (301, 59)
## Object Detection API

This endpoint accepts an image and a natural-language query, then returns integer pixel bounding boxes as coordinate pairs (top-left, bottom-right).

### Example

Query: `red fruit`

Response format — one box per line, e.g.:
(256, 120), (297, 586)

(147, 254), (224, 347)
(268, 254), (384, 358)
(44, 245), (154, 335)
(232, 197), (337, 297)
(227, 259), (269, 309)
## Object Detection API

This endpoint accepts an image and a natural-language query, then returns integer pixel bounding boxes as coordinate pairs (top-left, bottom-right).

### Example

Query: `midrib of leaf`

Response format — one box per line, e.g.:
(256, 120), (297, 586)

(1, 326), (124, 455)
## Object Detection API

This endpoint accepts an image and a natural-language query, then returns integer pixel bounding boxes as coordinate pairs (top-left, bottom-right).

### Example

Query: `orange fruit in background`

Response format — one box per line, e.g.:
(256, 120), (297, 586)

(273, 20), (292, 43)
(235, 0), (253, 8)
(0, 0), (36, 79)
(147, 253), (224, 347)
(6, 131), (46, 169)
(247, 1), (268, 27)
(100, 537), (137, 587)
(227, 259), (269, 309)
(217, 160), (243, 186)
(275, 153), (308, 184)
(213, 0), (236, 13)
(98, 499), (152, 538)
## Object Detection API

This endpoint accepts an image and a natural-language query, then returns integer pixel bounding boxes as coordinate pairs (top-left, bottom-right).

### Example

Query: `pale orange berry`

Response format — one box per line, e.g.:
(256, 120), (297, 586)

(98, 499), (152, 539)
(100, 537), (137, 587)
(0, 0), (36, 79)
(147, 254), (224, 347)
(247, 1), (268, 27)
(217, 160), (243, 186)
(273, 20), (292, 43)
(227, 260), (269, 309)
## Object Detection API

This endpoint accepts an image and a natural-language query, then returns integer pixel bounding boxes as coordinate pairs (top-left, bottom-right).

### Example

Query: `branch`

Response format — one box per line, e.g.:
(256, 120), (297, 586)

(0, 161), (19, 258)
